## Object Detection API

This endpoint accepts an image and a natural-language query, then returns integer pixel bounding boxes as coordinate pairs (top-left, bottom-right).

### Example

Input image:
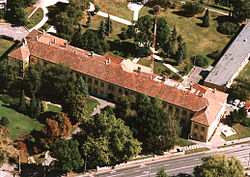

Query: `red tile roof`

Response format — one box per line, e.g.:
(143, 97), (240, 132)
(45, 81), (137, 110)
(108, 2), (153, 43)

(8, 30), (228, 126)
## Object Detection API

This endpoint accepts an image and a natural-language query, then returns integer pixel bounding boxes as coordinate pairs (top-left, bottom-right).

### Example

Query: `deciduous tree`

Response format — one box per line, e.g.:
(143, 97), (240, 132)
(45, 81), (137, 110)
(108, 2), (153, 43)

(193, 154), (244, 177)
(156, 167), (168, 177)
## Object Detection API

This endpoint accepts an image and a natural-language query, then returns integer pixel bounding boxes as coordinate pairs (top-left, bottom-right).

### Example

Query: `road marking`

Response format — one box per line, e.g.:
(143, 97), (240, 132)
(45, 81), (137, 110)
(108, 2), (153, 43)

(140, 164), (145, 168)
(135, 172), (157, 177)
(166, 163), (202, 172)
(110, 170), (116, 174)
(109, 173), (124, 177)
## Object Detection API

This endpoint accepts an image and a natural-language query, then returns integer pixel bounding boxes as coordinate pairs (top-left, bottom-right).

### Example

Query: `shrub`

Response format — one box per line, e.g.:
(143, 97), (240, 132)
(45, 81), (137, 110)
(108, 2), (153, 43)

(191, 55), (209, 68)
(207, 50), (221, 60)
(41, 101), (48, 112)
(183, 2), (205, 16)
(183, 64), (194, 75)
(218, 22), (238, 35)
(241, 118), (250, 127)
(94, 5), (100, 13)
(0, 10), (5, 19)
(0, 116), (9, 127)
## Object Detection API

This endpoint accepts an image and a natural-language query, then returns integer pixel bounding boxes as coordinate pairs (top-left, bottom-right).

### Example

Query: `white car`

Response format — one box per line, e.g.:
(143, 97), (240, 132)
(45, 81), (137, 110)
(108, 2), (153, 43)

(238, 101), (245, 108)
(233, 99), (240, 106)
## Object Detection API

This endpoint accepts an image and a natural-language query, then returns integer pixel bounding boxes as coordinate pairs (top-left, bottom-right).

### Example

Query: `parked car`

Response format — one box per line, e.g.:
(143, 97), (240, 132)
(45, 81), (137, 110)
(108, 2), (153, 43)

(245, 104), (250, 110)
(238, 101), (246, 108)
(227, 99), (234, 104)
(233, 99), (240, 106)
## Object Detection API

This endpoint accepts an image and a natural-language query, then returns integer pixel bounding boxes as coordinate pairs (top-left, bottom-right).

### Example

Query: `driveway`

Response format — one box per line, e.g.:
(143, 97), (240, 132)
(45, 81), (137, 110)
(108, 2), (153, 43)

(0, 23), (29, 41)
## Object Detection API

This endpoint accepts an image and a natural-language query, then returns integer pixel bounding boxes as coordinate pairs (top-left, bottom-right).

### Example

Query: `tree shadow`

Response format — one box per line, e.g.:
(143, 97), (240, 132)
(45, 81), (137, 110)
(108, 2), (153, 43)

(108, 40), (139, 58)
(172, 10), (193, 18)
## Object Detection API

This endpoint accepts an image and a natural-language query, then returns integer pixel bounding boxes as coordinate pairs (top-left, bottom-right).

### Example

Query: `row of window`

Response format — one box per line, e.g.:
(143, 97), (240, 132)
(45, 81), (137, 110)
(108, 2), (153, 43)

(193, 133), (204, 140)
(194, 124), (205, 132)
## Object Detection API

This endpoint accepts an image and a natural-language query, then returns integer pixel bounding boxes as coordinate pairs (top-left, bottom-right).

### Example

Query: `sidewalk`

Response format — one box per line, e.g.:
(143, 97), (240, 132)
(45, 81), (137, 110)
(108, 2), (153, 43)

(96, 11), (132, 25)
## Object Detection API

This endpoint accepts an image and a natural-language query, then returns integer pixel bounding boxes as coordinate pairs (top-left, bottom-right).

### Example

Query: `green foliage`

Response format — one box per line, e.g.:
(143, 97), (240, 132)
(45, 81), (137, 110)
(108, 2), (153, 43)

(47, 0), (90, 40)
(0, 10), (5, 19)
(79, 29), (109, 54)
(50, 139), (84, 172)
(191, 54), (209, 67)
(29, 93), (41, 118)
(183, 2), (205, 16)
(62, 94), (88, 125)
(105, 15), (113, 36)
(8, 7), (28, 26)
(233, 0), (250, 22)
(183, 64), (194, 75)
(156, 167), (168, 177)
(18, 90), (27, 114)
(218, 22), (238, 35)
(41, 101), (48, 112)
(74, 111), (142, 169)
(163, 25), (179, 58)
(24, 64), (42, 95)
(0, 116), (9, 127)
(86, 15), (91, 27)
(207, 50), (221, 60)
(226, 108), (247, 126)
(202, 9), (210, 27)
(115, 94), (180, 154)
(242, 118), (250, 127)
(175, 42), (186, 64)
(75, 76), (89, 98)
(193, 154), (244, 177)
(227, 77), (250, 101)
(156, 17), (170, 49)
(94, 5), (100, 13)
(98, 20), (106, 39)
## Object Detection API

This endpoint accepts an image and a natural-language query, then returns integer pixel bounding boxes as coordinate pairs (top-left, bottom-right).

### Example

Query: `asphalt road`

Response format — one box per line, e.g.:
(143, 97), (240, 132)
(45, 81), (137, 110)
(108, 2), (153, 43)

(79, 143), (250, 177)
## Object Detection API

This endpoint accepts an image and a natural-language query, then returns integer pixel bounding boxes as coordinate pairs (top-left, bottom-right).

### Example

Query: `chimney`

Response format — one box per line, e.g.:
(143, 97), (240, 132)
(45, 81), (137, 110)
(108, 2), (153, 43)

(54, 38), (56, 44)
(163, 75), (166, 81)
(74, 50), (77, 54)
(64, 42), (68, 48)
(23, 38), (27, 44)
(43, 30), (46, 34)
(91, 51), (95, 57)
(49, 41), (51, 45)
(190, 84), (193, 90)
(138, 67), (141, 73)
(213, 88), (216, 93)
(108, 58), (111, 63)
(201, 94), (204, 97)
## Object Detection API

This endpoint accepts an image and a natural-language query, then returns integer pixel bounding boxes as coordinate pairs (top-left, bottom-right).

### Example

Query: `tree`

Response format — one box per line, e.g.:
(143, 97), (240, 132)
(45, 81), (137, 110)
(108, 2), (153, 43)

(156, 167), (168, 177)
(164, 25), (178, 57)
(86, 15), (91, 27)
(191, 54), (209, 67)
(232, 0), (250, 22)
(50, 139), (84, 172)
(42, 112), (72, 143)
(155, 17), (170, 49)
(227, 76), (250, 101)
(7, 7), (28, 26)
(29, 93), (37, 118)
(62, 94), (88, 125)
(225, 108), (247, 126)
(105, 15), (113, 36)
(80, 29), (109, 54)
(202, 9), (210, 27)
(0, 125), (18, 167)
(98, 20), (106, 38)
(18, 90), (27, 114)
(75, 76), (89, 98)
(24, 64), (41, 95)
(193, 154), (244, 177)
(115, 94), (180, 154)
(175, 42), (186, 64)
(183, 2), (205, 16)
(0, 116), (9, 127)
(74, 111), (142, 169)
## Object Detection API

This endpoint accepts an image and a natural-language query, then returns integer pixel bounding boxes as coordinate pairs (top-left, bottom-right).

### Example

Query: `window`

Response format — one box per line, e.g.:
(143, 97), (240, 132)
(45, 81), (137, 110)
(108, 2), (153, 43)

(175, 108), (179, 114)
(194, 124), (198, 129)
(95, 80), (98, 85)
(182, 110), (187, 115)
(169, 105), (173, 111)
(82, 76), (86, 81)
(201, 126), (205, 132)
(100, 90), (104, 95)
(194, 133), (197, 138)
(125, 90), (128, 95)
(108, 84), (114, 91)
(101, 82), (104, 87)
(119, 88), (122, 93)
(200, 135), (204, 140)
(88, 78), (92, 84)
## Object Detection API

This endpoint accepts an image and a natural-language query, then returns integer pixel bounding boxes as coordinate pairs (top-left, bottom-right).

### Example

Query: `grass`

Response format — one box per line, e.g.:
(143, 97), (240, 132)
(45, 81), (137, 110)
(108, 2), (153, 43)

(47, 104), (61, 113)
(94, 0), (133, 21)
(176, 138), (196, 147)
(238, 62), (250, 79)
(185, 147), (210, 154)
(139, 6), (230, 72)
(39, 22), (51, 31)
(26, 8), (43, 29)
(86, 97), (100, 115)
(0, 95), (44, 139)
(0, 38), (15, 57)
(25, 6), (36, 17)
(220, 124), (250, 141)
(218, 140), (250, 149)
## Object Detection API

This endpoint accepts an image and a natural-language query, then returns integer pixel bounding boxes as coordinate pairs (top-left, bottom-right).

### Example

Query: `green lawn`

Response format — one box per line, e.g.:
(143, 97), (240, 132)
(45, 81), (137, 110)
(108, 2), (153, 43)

(176, 138), (196, 147)
(0, 98), (44, 139)
(0, 38), (15, 57)
(139, 6), (230, 72)
(94, 0), (133, 21)
(25, 6), (36, 17)
(220, 124), (250, 141)
(185, 147), (210, 154)
(86, 97), (100, 115)
(26, 8), (44, 29)
(218, 140), (250, 149)
(238, 62), (250, 79)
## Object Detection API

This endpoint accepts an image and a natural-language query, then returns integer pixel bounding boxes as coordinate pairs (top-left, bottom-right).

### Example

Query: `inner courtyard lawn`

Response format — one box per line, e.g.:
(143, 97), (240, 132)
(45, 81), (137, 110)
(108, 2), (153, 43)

(26, 8), (44, 29)
(220, 124), (250, 141)
(94, 0), (133, 21)
(0, 38), (15, 57)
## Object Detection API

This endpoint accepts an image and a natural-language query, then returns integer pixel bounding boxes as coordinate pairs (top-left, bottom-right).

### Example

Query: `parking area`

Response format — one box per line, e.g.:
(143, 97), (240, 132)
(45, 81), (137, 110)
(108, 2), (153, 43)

(0, 23), (29, 41)
(183, 66), (213, 85)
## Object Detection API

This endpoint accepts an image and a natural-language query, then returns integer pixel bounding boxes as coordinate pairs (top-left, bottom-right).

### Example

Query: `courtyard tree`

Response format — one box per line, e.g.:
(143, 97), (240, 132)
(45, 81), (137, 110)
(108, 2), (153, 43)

(18, 89), (27, 114)
(50, 139), (84, 172)
(202, 9), (210, 27)
(98, 20), (106, 39)
(227, 76), (250, 101)
(74, 111), (142, 169)
(232, 0), (250, 22)
(115, 94), (180, 154)
(75, 76), (89, 98)
(193, 154), (244, 177)
(183, 2), (205, 16)
(24, 64), (41, 96)
(105, 15), (113, 36)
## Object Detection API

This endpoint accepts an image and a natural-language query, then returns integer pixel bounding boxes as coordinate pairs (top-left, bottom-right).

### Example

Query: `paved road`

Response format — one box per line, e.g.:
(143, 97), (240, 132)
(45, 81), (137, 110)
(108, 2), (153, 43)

(0, 23), (29, 41)
(79, 143), (250, 177)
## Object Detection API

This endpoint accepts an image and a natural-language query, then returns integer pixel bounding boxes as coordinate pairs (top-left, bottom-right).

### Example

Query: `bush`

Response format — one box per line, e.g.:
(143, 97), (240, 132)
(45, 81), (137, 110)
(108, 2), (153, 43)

(191, 55), (209, 68)
(94, 5), (100, 13)
(41, 101), (48, 112)
(0, 10), (5, 19)
(0, 116), (9, 127)
(218, 22), (238, 35)
(183, 64), (194, 75)
(183, 2), (205, 16)
(207, 50), (221, 60)
(241, 118), (250, 127)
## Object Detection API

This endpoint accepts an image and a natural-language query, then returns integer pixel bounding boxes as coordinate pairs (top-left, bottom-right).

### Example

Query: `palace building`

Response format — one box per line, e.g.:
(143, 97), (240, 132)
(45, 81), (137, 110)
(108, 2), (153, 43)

(8, 30), (228, 142)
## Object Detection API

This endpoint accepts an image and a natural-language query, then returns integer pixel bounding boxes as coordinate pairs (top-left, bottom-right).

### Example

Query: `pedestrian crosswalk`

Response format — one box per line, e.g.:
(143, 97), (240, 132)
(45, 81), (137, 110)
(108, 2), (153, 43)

(0, 171), (7, 177)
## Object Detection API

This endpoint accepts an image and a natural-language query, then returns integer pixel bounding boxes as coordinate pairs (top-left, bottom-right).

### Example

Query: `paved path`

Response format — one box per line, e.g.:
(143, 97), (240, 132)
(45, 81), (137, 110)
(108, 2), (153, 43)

(205, 7), (229, 16)
(0, 23), (29, 41)
(96, 11), (132, 25)
(127, 2), (143, 21)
